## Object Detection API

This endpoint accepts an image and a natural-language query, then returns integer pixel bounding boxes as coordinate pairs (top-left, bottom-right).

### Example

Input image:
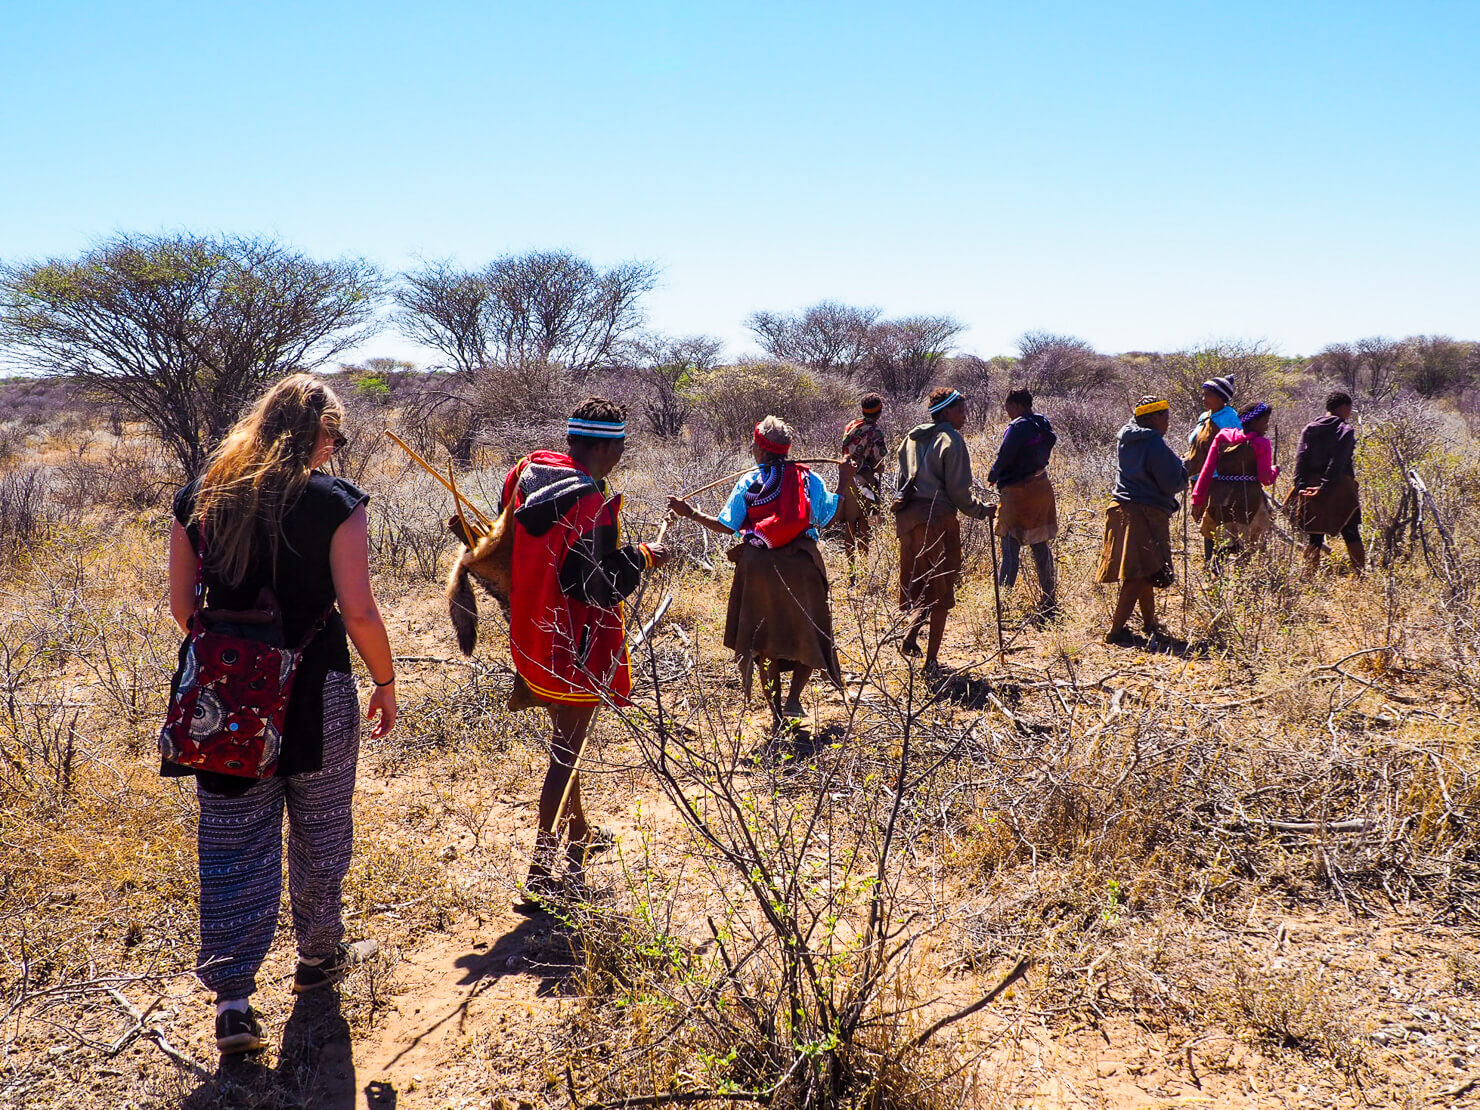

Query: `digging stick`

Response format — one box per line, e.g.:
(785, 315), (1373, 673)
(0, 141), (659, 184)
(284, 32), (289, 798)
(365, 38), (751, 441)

(1181, 498), (1190, 625)
(986, 507), (1005, 663)
(384, 430), (494, 531)
(551, 594), (675, 836)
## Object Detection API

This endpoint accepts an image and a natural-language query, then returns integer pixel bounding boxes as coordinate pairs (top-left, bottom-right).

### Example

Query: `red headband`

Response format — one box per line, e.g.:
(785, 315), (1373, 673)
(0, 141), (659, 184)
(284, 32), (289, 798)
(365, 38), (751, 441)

(753, 426), (790, 455)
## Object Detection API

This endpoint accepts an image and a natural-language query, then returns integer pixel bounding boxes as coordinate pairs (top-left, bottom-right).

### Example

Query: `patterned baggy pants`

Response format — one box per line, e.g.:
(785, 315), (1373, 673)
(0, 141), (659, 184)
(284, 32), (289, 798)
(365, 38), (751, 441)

(196, 672), (359, 1001)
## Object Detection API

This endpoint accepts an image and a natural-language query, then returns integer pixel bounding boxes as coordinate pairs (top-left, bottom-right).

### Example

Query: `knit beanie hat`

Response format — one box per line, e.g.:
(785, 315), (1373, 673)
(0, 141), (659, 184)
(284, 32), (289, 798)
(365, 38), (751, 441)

(1202, 376), (1234, 403)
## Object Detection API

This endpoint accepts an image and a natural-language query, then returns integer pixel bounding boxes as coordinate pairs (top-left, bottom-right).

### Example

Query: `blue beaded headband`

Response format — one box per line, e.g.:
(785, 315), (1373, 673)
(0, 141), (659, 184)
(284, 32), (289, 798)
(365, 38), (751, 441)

(568, 417), (627, 439)
(928, 389), (964, 416)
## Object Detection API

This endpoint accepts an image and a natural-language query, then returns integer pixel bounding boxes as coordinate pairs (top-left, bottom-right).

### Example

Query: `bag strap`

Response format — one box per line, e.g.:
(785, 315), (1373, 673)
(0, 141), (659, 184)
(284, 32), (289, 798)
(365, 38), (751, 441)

(195, 516), (335, 652)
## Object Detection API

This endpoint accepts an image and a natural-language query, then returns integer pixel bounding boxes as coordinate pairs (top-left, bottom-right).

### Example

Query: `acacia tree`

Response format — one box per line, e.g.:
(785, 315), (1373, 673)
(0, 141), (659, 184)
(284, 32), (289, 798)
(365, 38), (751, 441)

(1015, 331), (1115, 395)
(746, 301), (880, 374)
(1405, 335), (1477, 398)
(0, 233), (382, 475)
(1309, 342), (1362, 392)
(862, 315), (964, 399)
(396, 250), (658, 375)
(632, 333), (724, 439)
(395, 250), (658, 460)
(1355, 336), (1408, 401)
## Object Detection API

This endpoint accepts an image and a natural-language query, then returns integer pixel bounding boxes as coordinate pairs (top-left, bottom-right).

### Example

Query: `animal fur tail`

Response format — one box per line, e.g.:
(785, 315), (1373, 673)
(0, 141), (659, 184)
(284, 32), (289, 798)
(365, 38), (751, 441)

(447, 559), (478, 656)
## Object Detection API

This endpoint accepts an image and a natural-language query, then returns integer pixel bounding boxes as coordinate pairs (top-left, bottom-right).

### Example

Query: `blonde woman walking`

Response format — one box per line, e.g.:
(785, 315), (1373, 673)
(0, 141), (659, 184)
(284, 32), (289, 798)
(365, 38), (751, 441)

(164, 374), (396, 1054)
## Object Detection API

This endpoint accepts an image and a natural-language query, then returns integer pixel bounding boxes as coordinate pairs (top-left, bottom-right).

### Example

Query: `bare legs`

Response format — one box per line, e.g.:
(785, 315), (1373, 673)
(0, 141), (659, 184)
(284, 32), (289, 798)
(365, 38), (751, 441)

(527, 702), (596, 885)
(1107, 579), (1156, 639)
(762, 660), (814, 720)
(901, 605), (950, 672)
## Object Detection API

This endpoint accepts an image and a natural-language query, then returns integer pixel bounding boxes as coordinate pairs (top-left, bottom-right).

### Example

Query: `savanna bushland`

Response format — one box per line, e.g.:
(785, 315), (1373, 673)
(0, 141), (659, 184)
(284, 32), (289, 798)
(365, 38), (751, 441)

(2, 237), (1480, 1109)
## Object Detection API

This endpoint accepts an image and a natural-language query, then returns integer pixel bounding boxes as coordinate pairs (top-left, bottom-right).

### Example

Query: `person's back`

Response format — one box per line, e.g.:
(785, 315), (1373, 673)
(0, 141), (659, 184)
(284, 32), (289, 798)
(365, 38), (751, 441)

(989, 411), (1056, 489)
(175, 473), (365, 715)
(897, 419), (989, 518)
(1113, 421), (1184, 513)
(164, 373), (395, 1057)
(1294, 412), (1355, 489)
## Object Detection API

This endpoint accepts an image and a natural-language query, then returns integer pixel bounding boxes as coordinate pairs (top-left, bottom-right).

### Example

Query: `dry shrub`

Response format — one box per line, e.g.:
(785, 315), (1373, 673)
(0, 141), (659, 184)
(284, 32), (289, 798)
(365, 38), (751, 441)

(1215, 957), (1365, 1075)
(368, 470), (456, 581)
(690, 361), (854, 445)
(0, 467), (49, 564)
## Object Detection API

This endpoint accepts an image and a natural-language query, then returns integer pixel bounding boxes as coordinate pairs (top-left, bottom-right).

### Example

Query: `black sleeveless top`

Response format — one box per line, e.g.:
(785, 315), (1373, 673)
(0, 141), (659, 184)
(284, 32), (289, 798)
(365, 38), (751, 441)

(166, 473), (369, 790)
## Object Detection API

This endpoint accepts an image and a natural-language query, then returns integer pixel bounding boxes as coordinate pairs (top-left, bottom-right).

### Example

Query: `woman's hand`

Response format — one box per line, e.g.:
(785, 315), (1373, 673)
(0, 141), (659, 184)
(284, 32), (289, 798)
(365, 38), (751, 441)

(366, 682), (397, 739)
(667, 496), (695, 519)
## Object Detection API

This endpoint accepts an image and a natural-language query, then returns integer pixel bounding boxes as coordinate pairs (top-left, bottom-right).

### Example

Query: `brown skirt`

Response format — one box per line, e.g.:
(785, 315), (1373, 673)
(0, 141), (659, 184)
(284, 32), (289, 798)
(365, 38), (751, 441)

(995, 469), (1058, 545)
(1201, 492), (1272, 543)
(1204, 477), (1265, 530)
(1291, 476), (1359, 536)
(896, 500), (962, 612)
(724, 538), (843, 700)
(1096, 501), (1174, 586)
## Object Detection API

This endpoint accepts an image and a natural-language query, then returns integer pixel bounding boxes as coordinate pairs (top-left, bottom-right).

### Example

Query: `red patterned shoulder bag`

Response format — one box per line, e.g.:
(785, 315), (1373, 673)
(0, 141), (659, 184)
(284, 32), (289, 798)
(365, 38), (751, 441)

(158, 533), (331, 779)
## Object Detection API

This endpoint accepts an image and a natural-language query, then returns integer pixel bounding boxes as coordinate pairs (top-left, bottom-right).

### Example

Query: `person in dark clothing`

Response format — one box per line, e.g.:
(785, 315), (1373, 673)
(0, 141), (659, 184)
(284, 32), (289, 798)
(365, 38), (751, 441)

(1096, 397), (1188, 645)
(986, 388), (1058, 617)
(1293, 391), (1364, 578)
(166, 374), (396, 1056)
(837, 393), (888, 576)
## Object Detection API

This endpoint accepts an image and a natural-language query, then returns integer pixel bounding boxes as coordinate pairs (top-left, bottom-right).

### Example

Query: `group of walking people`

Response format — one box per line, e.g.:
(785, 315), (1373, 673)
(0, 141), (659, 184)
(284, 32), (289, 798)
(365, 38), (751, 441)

(160, 370), (1367, 1058)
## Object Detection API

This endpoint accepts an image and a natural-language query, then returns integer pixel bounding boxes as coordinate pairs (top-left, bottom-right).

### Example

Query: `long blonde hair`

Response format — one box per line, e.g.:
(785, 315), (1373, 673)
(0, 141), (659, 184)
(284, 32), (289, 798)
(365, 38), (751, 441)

(193, 374), (345, 587)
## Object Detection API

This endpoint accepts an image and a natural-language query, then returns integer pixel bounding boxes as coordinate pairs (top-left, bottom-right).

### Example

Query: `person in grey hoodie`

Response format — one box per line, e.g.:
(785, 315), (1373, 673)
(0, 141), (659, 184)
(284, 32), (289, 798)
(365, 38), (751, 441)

(894, 387), (994, 671)
(1094, 397), (1188, 645)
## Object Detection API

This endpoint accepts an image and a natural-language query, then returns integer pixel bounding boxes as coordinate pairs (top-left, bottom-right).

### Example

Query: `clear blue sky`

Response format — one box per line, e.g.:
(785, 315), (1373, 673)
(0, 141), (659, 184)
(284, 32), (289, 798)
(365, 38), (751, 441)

(2, 0), (1476, 364)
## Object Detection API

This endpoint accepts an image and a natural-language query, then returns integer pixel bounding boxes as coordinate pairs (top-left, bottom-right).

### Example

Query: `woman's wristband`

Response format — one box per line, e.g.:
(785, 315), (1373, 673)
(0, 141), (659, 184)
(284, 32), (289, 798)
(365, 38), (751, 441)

(372, 675), (396, 688)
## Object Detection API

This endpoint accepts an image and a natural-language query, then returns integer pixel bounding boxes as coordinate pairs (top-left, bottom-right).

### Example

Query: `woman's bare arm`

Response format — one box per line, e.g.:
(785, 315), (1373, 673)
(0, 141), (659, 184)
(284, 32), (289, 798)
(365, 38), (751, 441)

(329, 503), (397, 738)
(168, 521), (197, 633)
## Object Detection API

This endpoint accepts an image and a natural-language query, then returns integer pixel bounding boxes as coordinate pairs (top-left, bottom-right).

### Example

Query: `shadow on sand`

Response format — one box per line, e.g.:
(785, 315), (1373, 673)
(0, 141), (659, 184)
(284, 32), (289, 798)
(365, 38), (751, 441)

(181, 990), (357, 1109)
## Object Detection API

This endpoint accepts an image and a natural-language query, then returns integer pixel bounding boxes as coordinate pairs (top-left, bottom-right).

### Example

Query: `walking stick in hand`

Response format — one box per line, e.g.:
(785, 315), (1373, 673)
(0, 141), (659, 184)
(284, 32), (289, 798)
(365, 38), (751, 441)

(986, 506), (1005, 664)
(1181, 501), (1190, 625)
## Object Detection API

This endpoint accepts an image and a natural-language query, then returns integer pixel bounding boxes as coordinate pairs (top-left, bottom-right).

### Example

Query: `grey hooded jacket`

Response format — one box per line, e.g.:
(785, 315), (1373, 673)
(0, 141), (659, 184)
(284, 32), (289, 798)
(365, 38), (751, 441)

(896, 421), (992, 519)
(1112, 422), (1188, 514)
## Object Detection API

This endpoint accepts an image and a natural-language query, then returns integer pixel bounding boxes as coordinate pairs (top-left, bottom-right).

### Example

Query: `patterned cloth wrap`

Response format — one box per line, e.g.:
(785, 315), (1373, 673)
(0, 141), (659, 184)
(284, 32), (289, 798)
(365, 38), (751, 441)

(840, 419), (887, 497)
(740, 462), (814, 549)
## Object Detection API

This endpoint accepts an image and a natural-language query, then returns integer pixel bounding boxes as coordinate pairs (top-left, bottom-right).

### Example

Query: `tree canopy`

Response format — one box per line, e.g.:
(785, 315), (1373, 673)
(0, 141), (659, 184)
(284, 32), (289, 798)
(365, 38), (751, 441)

(0, 233), (382, 475)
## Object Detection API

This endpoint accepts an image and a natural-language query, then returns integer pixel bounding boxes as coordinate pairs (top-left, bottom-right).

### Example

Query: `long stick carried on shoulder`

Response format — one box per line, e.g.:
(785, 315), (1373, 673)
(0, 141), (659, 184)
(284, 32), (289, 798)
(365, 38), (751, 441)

(384, 429), (495, 534)
(676, 457), (847, 502)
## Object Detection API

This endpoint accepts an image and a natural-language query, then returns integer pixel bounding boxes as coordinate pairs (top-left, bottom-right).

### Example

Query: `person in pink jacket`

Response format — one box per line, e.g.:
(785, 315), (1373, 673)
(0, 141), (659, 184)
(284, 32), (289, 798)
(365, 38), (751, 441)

(1190, 402), (1280, 564)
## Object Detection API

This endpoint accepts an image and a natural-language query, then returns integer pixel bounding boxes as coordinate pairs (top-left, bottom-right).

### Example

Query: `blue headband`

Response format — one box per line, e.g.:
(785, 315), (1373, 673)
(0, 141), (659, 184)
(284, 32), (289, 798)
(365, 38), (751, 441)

(568, 417), (626, 439)
(928, 389), (964, 416)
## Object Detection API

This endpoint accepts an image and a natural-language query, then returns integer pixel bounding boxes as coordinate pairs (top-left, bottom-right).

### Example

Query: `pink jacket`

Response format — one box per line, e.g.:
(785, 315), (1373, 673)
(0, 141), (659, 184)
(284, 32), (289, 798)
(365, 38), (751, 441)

(1191, 428), (1279, 509)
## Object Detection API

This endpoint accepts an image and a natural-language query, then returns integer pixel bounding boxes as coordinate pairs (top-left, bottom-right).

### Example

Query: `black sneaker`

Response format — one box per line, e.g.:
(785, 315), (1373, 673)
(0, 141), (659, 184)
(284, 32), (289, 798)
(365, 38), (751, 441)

(215, 1007), (268, 1054)
(292, 939), (379, 994)
(1103, 627), (1140, 648)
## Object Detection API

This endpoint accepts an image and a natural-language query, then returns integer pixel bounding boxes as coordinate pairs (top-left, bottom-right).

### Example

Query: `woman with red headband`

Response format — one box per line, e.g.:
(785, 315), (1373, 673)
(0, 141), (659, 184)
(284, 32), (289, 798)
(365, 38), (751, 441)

(669, 416), (853, 724)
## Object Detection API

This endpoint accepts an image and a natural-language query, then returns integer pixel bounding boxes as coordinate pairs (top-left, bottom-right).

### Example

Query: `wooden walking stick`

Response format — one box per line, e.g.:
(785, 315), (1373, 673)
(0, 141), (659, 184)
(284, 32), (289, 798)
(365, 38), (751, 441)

(1180, 499), (1190, 624)
(986, 507), (1005, 663)
(548, 596), (674, 841)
